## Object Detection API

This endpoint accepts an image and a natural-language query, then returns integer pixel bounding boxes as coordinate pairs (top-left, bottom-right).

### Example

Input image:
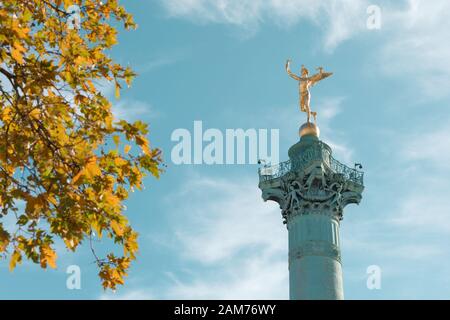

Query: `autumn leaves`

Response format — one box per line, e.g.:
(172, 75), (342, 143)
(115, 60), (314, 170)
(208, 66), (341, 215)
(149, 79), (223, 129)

(0, 0), (162, 289)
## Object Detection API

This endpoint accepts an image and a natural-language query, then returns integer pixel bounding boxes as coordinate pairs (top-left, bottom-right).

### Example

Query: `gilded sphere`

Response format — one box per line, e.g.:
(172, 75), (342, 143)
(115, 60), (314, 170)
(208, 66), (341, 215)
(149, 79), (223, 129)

(299, 122), (320, 137)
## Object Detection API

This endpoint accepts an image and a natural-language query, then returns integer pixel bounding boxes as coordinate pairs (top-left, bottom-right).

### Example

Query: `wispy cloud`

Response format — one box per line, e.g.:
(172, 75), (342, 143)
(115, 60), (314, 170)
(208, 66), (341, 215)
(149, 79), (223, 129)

(159, 0), (370, 51)
(112, 99), (158, 122)
(248, 96), (354, 163)
(388, 123), (450, 234)
(377, 0), (450, 99)
(314, 97), (355, 164)
(96, 80), (158, 122)
(159, 0), (450, 96)
(135, 53), (186, 74)
(400, 125), (450, 170)
(167, 175), (285, 264)
(340, 117), (450, 298)
(392, 190), (450, 234)
(121, 174), (289, 299)
(164, 254), (288, 299)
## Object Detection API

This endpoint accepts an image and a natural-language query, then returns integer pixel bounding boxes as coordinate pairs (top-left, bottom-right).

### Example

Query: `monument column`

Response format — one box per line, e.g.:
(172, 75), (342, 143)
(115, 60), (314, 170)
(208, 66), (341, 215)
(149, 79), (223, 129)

(258, 122), (364, 300)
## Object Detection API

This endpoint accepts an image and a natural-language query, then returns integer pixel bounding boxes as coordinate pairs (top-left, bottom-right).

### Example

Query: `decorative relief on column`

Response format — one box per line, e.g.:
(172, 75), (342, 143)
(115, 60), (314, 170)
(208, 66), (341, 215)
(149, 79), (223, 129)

(278, 163), (354, 224)
(259, 139), (363, 225)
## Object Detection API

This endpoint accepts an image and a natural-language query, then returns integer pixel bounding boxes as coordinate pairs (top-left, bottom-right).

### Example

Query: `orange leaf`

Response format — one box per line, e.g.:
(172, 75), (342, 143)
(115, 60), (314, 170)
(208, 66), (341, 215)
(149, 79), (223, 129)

(11, 48), (24, 64)
(72, 169), (84, 184)
(40, 245), (57, 269)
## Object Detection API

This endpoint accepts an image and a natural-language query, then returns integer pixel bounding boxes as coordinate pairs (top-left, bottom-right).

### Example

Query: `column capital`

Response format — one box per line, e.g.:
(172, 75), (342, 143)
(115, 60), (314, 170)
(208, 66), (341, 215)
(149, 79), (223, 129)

(258, 134), (364, 224)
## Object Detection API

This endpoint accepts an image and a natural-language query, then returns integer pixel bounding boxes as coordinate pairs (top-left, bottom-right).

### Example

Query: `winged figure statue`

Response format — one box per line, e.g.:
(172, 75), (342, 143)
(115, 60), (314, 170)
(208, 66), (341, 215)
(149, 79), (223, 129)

(286, 59), (333, 123)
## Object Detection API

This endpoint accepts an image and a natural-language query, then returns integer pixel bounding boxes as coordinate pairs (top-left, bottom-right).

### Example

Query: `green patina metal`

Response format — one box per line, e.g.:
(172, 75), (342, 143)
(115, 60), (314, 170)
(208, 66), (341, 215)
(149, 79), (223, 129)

(258, 140), (364, 186)
(258, 127), (364, 300)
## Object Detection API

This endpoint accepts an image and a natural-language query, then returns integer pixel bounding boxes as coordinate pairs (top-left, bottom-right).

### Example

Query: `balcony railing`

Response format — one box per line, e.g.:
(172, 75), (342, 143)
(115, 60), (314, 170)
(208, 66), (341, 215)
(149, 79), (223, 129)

(258, 143), (364, 186)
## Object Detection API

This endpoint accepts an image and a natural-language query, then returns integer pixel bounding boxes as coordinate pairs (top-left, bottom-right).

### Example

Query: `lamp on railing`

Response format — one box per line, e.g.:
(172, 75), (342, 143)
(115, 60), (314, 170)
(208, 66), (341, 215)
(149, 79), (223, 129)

(258, 159), (273, 178)
(354, 163), (363, 170)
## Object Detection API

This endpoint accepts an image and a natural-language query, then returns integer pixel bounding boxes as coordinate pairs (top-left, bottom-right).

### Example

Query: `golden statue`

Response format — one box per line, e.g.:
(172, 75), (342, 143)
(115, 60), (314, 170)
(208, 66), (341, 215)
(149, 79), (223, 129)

(285, 59), (333, 123)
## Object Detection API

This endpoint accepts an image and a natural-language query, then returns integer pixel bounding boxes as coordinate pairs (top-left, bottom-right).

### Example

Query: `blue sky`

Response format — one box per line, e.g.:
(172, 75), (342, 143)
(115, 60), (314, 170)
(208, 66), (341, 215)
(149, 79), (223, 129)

(2, 0), (450, 299)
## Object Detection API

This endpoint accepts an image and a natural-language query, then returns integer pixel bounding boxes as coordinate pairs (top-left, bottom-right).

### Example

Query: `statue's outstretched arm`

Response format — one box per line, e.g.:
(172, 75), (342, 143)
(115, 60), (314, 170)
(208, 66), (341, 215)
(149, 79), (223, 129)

(309, 71), (333, 87)
(285, 59), (301, 81)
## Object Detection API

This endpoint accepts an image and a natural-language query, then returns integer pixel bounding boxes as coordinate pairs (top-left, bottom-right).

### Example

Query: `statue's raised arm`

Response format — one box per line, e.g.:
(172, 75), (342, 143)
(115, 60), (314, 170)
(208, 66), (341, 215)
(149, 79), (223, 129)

(285, 59), (301, 81)
(309, 67), (333, 87)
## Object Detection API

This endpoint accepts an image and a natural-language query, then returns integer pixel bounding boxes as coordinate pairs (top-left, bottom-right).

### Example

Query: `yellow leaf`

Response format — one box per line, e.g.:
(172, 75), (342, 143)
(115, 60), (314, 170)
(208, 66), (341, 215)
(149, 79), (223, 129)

(114, 81), (121, 99)
(1, 107), (12, 122)
(72, 157), (101, 184)
(124, 232), (138, 258)
(29, 108), (40, 120)
(124, 66), (134, 87)
(105, 192), (121, 208)
(9, 250), (22, 271)
(110, 220), (124, 237)
(54, 124), (69, 144)
(0, 227), (10, 253)
(113, 135), (120, 146)
(85, 156), (102, 179)
(47, 195), (57, 206)
(136, 136), (150, 155)
(124, 145), (131, 154)
(65, 71), (72, 83)
(92, 219), (103, 239)
(63, 237), (78, 251)
(114, 157), (127, 166)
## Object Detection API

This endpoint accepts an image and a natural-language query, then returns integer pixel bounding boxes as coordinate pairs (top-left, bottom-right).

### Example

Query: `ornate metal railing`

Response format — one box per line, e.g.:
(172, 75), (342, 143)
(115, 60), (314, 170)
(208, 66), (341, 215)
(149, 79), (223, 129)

(328, 156), (364, 185)
(258, 160), (291, 181)
(258, 143), (364, 186)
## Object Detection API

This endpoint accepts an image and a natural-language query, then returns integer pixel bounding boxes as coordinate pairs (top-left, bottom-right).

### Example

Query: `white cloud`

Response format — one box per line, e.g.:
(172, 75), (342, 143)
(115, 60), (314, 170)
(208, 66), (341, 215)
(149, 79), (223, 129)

(136, 53), (186, 74)
(341, 120), (450, 278)
(112, 99), (157, 122)
(168, 176), (285, 264)
(387, 125), (450, 234)
(165, 253), (288, 299)
(378, 0), (450, 99)
(160, 0), (450, 96)
(356, 120), (450, 244)
(400, 125), (450, 170)
(140, 174), (289, 299)
(343, 218), (446, 261)
(392, 191), (450, 234)
(315, 97), (355, 164)
(322, 1), (368, 52)
(160, 0), (370, 51)
(96, 80), (157, 122)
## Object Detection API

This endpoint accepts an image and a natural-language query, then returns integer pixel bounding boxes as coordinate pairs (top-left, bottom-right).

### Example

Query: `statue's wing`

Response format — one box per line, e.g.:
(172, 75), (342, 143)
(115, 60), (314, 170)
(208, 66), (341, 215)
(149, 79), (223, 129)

(310, 72), (333, 85)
